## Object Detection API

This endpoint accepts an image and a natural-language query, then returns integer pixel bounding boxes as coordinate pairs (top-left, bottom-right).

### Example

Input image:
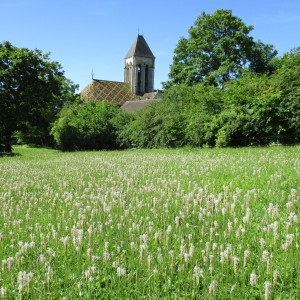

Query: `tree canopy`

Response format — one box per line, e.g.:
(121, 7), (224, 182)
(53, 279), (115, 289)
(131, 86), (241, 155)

(165, 9), (277, 87)
(0, 41), (77, 152)
(51, 100), (128, 151)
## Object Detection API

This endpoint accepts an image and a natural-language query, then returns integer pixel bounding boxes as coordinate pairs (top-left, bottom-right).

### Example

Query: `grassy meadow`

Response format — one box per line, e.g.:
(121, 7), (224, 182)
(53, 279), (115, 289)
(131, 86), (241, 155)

(0, 146), (299, 299)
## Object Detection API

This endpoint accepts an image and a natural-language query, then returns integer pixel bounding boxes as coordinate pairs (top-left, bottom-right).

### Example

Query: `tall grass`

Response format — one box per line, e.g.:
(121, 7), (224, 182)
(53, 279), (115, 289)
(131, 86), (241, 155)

(0, 146), (299, 299)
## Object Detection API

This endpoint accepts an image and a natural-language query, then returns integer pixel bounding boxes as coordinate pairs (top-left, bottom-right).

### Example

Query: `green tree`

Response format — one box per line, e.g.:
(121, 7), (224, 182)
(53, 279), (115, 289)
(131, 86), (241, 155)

(165, 9), (277, 87)
(119, 99), (186, 149)
(51, 100), (122, 151)
(213, 72), (281, 146)
(163, 84), (223, 147)
(0, 41), (77, 152)
(270, 48), (300, 144)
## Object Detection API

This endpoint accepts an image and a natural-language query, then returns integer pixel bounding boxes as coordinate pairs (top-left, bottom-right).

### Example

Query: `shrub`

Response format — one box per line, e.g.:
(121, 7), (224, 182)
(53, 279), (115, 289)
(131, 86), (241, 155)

(51, 100), (123, 151)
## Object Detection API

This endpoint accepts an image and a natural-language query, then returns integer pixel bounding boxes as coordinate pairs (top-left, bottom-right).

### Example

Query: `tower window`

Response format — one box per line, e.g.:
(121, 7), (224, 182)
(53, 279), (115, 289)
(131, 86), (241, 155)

(137, 65), (141, 94)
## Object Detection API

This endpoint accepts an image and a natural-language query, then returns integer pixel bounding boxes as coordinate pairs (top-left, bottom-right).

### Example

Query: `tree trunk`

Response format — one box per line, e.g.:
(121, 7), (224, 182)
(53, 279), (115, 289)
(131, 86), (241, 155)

(4, 130), (12, 152)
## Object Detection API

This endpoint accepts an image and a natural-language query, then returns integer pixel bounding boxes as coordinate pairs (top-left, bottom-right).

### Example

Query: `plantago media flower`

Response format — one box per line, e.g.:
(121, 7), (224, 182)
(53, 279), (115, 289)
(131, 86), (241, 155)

(166, 225), (172, 234)
(0, 287), (6, 298)
(262, 250), (269, 262)
(243, 250), (250, 267)
(264, 281), (272, 300)
(17, 271), (33, 294)
(87, 248), (93, 260)
(273, 270), (279, 286)
(193, 265), (203, 281)
(232, 256), (239, 275)
(209, 280), (217, 295)
(250, 271), (257, 287)
(116, 266), (126, 277)
(6, 257), (14, 271)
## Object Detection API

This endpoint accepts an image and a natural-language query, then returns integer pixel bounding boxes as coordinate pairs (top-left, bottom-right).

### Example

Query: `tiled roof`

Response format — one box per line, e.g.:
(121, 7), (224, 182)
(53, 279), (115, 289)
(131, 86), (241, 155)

(125, 35), (155, 59)
(80, 80), (138, 106)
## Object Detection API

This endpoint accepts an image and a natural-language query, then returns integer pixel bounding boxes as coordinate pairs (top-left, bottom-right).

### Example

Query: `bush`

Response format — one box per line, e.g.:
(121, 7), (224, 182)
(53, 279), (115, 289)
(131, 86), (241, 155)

(119, 99), (186, 148)
(51, 100), (125, 151)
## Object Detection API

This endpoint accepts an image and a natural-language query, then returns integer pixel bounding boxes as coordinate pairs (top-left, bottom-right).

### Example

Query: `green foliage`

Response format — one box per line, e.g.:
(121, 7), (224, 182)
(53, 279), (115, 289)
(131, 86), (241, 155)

(51, 100), (125, 151)
(216, 72), (281, 146)
(119, 100), (186, 148)
(118, 57), (299, 148)
(0, 41), (78, 152)
(165, 9), (277, 87)
(270, 48), (300, 144)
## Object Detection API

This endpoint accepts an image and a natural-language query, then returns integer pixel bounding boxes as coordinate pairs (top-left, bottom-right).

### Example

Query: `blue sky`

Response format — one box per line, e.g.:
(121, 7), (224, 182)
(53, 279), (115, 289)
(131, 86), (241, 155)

(1, 0), (300, 92)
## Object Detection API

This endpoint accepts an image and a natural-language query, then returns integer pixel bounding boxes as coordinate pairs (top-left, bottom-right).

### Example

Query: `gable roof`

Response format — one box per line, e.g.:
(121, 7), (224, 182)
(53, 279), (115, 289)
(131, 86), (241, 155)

(125, 35), (155, 59)
(80, 79), (138, 106)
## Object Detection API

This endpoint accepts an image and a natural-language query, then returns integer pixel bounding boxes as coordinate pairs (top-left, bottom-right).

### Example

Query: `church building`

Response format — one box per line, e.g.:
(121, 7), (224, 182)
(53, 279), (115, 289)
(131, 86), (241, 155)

(80, 35), (161, 112)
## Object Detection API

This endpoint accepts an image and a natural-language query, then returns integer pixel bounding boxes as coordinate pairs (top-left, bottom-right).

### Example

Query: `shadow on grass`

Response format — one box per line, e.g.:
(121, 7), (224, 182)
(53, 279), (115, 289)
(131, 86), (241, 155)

(0, 152), (22, 157)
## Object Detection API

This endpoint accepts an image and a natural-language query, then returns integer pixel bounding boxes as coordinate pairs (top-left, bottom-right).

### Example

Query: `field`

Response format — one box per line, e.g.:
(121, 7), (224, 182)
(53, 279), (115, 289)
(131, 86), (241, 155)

(0, 146), (299, 299)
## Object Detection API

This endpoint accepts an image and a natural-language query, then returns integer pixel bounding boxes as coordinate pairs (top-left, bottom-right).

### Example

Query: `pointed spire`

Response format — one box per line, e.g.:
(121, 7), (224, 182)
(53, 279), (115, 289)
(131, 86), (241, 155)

(125, 35), (155, 59)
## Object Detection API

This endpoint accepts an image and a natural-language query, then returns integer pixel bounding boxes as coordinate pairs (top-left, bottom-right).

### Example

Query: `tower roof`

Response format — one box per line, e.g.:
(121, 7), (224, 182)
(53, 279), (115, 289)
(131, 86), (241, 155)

(125, 35), (155, 59)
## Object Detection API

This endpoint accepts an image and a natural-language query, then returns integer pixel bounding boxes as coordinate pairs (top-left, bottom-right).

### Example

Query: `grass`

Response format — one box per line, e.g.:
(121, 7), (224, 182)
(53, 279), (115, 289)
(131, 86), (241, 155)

(0, 145), (299, 299)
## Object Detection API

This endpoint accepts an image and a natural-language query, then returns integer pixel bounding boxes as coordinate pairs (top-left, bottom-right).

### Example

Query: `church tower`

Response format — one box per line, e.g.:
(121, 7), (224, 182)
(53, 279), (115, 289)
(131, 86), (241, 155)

(124, 35), (155, 95)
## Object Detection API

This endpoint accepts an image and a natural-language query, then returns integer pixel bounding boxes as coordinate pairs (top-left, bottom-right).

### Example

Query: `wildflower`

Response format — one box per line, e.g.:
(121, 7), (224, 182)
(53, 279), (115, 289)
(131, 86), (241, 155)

(264, 281), (272, 300)
(183, 253), (190, 263)
(243, 250), (250, 267)
(157, 248), (163, 264)
(273, 270), (279, 286)
(282, 234), (294, 251)
(259, 238), (265, 250)
(87, 225), (94, 235)
(154, 231), (162, 242)
(232, 256), (239, 275)
(230, 283), (236, 294)
(166, 225), (172, 234)
(60, 236), (70, 250)
(288, 212), (298, 223)
(6, 257), (14, 271)
(205, 242), (210, 253)
(17, 271), (27, 292)
(0, 287), (6, 298)
(116, 266), (126, 276)
(189, 243), (195, 257)
(227, 220), (233, 231)
(87, 248), (93, 260)
(250, 271), (257, 287)
(84, 265), (96, 281)
(169, 250), (175, 269)
(222, 207), (227, 215)
(209, 280), (217, 295)
(140, 234), (148, 243)
(267, 203), (279, 218)
(2, 259), (6, 271)
(291, 188), (296, 201)
(193, 265), (203, 281)
(286, 201), (293, 212)
(262, 250), (269, 262)
(103, 251), (110, 262)
(175, 216), (181, 227)
(243, 208), (251, 223)
(17, 271), (33, 294)
(212, 242), (218, 252)
(147, 254), (152, 270)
